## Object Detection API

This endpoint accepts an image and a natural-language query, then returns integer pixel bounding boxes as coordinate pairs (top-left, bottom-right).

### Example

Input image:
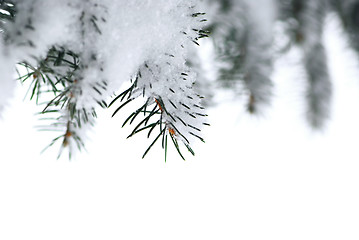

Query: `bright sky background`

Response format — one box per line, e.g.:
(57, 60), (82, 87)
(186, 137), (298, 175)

(1, 14), (359, 240)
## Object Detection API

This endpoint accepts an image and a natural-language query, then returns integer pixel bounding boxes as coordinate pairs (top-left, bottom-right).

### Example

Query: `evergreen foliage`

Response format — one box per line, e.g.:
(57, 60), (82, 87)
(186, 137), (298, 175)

(2, 0), (359, 159)
(202, 0), (359, 129)
(0, 0), (208, 160)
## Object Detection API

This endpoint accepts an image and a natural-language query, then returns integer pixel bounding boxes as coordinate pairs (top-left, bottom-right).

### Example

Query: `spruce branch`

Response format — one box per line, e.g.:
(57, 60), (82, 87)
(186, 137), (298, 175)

(209, 0), (274, 114)
(109, 80), (197, 161)
(280, 0), (332, 128)
(110, 61), (209, 161)
(18, 2), (110, 159)
(17, 47), (101, 159)
(15, 1), (110, 158)
(107, 9), (209, 161)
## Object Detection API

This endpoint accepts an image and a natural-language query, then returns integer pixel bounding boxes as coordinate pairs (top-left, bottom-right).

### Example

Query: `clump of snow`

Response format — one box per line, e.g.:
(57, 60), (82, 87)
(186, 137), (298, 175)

(5, 0), (76, 65)
(4, 0), (203, 106)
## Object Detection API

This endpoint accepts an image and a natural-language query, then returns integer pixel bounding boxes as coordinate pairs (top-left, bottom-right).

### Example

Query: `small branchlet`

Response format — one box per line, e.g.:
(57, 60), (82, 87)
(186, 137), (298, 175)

(18, 46), (108, 159)
(110, 67), (208, 161)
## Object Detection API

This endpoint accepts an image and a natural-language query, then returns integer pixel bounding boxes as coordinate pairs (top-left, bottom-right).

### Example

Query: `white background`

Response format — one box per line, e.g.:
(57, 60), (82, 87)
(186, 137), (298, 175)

(0, 15), (359, 240)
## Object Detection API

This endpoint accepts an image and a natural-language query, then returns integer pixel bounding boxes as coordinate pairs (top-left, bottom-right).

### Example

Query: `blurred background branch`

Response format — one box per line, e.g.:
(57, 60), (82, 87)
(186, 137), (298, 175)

(194, 0), (359, 129)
